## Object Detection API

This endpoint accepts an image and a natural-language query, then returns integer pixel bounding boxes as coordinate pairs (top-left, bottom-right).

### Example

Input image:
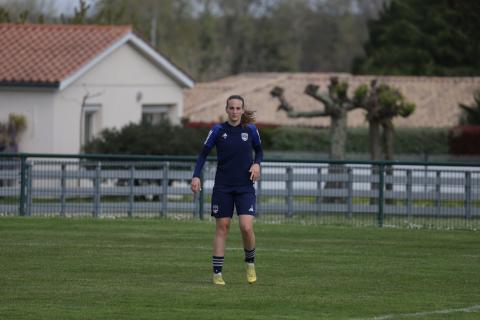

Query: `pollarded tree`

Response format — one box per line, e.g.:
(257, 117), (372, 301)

(271, 78), (415, 204)
(354, 80), (415, 204)
(271, 77), (415, 161)
(355, 80), (416, 161)
(270, 76), (364, 203)
(270, 76), (361, 161)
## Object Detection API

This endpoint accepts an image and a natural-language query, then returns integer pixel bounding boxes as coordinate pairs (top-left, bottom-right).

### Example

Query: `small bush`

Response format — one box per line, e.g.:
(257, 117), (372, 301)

(449, 125), (480, 155)
(83, 121), (209, 155)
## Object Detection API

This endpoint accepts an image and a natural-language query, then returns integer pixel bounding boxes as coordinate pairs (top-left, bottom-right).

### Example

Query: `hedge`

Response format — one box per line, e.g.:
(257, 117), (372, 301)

(263, 126), (450, 155)
(84, 121), (450, 156)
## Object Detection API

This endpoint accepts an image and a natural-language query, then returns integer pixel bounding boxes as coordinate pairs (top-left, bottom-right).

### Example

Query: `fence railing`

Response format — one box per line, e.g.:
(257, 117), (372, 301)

(0, 153), (479, 229)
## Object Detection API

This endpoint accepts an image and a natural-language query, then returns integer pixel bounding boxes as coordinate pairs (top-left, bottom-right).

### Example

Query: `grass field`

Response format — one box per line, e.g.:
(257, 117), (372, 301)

(1, 217), (479, 320)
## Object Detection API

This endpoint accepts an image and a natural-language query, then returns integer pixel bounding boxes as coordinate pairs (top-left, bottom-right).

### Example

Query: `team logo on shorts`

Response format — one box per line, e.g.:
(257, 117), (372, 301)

(212, 205), (219, 214)
(241, 133), (248, 141)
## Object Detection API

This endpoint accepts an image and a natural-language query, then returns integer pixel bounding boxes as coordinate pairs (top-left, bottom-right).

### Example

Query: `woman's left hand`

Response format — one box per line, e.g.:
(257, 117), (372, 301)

(249, 163), (261, 182)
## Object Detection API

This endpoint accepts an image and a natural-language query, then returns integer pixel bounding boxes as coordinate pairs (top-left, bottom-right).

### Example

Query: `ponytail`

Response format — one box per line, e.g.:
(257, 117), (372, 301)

(241, 110), (256, 126)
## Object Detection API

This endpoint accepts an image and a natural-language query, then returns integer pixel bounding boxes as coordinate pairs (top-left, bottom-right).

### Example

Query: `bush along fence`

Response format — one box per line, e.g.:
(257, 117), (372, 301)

(0, 153), (479, 229)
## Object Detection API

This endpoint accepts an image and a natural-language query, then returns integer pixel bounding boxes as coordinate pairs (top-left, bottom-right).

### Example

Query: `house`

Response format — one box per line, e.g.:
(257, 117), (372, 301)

(184, 73), (480, 128)
(0, 23), (194, 154)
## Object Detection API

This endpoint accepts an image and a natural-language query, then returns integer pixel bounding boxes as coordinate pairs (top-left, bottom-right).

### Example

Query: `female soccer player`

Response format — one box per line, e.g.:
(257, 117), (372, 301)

(191, 95), (263, 286)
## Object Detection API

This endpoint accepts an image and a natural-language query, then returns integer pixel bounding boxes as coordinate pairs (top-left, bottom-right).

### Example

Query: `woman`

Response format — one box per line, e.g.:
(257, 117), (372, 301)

(191, 95), (263, 286)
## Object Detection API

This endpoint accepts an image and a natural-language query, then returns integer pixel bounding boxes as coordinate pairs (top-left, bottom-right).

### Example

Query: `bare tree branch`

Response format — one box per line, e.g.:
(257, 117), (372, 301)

(270, 86), (330, 118)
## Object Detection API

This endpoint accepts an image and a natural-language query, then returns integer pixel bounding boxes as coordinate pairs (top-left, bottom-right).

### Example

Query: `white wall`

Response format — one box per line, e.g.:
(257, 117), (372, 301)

(53, 42), (185, 154)
(1, 42), (186, 154)
(0, 89), (55, 153)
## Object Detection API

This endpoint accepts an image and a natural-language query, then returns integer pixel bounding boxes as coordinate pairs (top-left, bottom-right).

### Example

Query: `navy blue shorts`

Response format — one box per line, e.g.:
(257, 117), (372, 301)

(211, 185), (256, 218)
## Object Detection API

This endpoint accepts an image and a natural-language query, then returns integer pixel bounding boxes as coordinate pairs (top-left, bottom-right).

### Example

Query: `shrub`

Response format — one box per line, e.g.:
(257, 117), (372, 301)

(83, 121), (209, 155)
(84, 121), (451, 157)
(268, 126), (450, 155)
(449, 125), (480, 155)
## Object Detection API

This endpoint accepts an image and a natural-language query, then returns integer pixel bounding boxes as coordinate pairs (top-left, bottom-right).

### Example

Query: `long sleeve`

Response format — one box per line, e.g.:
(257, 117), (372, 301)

(193, 144), (213, 178)
(253, 142), (263, 165)
(192, 125), (221, 178)
(249, 124), (263, 165)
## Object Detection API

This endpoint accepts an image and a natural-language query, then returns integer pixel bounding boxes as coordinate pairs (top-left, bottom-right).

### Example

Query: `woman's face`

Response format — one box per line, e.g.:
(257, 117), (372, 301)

(226, 98), (244, 124)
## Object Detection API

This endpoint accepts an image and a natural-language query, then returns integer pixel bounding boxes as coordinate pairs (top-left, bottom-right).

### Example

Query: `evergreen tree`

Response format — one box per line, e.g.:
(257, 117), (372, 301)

(353, 0), (480, 76)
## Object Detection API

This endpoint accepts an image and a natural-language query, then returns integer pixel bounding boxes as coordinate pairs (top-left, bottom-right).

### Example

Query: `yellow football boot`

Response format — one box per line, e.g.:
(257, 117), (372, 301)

(213, 273), (226, 286)
(246, 263), (257, 284)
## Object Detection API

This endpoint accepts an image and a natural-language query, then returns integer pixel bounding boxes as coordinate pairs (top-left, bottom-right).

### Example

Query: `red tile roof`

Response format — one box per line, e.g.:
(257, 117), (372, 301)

(0, 23), (132, 86)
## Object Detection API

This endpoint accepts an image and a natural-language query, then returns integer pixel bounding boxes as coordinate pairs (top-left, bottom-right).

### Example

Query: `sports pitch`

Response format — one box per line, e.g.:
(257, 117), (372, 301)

(1, 217), (479, 320)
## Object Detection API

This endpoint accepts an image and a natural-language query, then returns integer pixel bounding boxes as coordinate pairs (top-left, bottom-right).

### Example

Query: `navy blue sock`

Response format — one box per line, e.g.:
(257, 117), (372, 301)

(212, 256), (224, 274)
(244, 248), (256, 263)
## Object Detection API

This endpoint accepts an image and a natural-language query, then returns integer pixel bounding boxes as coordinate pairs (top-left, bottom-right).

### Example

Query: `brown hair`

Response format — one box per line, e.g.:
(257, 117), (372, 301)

(226, 95), (256, 127)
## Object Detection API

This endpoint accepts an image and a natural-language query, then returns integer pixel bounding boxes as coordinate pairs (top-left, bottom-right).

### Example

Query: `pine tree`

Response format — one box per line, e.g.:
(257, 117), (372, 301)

(353, 0), (480, 76)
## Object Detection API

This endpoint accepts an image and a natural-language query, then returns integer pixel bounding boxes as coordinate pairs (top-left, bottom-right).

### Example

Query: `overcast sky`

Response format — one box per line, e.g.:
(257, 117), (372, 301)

(49, 0), (96, 14)
(0, 0), (96, 15)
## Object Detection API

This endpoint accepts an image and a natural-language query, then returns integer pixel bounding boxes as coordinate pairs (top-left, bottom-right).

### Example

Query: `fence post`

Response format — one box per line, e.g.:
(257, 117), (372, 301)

(19, 155), (27, 216)
(60, 163), (66, 217)
(161, 162), (169, 217)
(316, 167), (322, 217)
(286, 166), (293, 218)
(93, 162), (101, 218)
(435, 170), (441, 213)
(128, 165), (134, 218)
(406, 169), (412, 219)
(26, 162), (33, 216)
(465, 172), (471, 219)
(378, 163), (385, 227)
(347, 167), (353, 219)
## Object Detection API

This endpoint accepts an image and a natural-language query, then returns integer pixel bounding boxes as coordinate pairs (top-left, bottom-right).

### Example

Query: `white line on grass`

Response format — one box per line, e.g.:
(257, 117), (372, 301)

(354, 304), (480, 320)
(188, 245), (309, 253)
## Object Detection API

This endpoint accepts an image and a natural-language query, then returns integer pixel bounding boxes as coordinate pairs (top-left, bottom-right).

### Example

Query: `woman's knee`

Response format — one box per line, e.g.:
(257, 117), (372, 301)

(216, 220), (230, 235)
(239, 222), (253, 236)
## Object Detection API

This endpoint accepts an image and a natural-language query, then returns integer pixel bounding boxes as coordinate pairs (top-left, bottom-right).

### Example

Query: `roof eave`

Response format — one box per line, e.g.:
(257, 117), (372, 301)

(0, 80), (59, 89)
(127, 33), (195, 89)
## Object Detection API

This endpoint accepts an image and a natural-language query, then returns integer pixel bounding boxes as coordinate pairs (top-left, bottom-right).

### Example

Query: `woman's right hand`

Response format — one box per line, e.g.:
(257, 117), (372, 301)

(191, 177), (201, 193)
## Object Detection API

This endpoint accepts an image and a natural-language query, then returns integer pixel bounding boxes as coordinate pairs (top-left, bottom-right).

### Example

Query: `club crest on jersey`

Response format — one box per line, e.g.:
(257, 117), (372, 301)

(241, 133), (248, 141)
(222, 133), (228, 139)
(212, 205), (219, 214)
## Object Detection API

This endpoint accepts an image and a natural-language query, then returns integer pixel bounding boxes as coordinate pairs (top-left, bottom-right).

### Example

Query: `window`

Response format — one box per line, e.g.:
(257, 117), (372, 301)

(82, 104), (101, 144)
(142, 105), (172, 125)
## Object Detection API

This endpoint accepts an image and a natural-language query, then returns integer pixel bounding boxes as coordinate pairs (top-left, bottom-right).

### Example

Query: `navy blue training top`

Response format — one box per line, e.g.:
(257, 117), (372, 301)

(193, 122), (263, 186)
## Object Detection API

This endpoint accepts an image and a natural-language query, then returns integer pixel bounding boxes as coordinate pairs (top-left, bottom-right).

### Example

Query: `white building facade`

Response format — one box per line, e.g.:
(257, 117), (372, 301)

(0, 24), (194, 154)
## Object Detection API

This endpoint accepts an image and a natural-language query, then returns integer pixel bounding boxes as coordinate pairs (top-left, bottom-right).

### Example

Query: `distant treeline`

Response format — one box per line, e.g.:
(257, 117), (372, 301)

(0, 0), (385, 81)
(2, 0), (479, 78)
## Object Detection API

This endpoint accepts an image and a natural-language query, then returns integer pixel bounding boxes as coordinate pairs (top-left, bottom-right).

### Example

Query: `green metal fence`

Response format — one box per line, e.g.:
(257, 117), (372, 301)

(0, 153), (479, 229)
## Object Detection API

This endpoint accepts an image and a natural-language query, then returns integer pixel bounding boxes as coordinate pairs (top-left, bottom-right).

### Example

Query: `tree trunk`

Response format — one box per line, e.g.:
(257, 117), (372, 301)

(382, 120), (395, 204)
(329, 109), (347, 160)
(324, 109), (347, 203)
(368, 119), (381, 205)
(369, 120), (382, 161)
(382, 120), (395, 161)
